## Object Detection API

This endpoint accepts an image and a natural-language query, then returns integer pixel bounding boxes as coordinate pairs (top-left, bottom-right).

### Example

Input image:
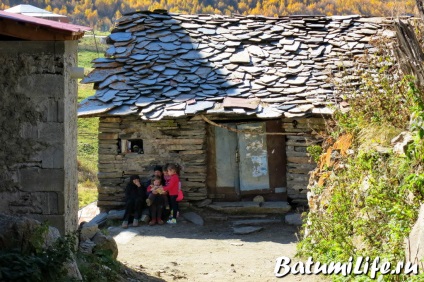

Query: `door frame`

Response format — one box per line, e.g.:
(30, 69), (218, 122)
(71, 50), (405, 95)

(206, 118), (287, 201)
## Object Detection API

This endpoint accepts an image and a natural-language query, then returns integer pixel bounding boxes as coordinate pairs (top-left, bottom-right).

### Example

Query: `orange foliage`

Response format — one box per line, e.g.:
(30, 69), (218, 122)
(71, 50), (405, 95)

(0, 0), (418, 31)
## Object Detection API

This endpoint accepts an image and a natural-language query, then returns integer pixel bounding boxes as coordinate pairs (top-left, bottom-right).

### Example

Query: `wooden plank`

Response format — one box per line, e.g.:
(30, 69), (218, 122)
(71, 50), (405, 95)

(99, 155), (118, 162)
(178, 150), (206, 155)
(287, 173), (310, 182)
(97, 200), (125, 206)
(154, 138), (204, 145)
(287, 156), (313, 164)
(166, 144), (203, 150)
(98, 172), (123, 179)
(99, 133), (118, 140)
(102, 117), (122, 123)
(286, 150), (310, 157)
(99, 127), (121, 133)
(181, 182), (206, 188)
(99, 139), (118, 144)
(266, 120), (287, 198)
(184, 166), (207, 173)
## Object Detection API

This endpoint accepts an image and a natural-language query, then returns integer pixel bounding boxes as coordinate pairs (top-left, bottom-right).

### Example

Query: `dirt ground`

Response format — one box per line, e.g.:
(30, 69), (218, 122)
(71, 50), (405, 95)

(107, 209), (325, 282)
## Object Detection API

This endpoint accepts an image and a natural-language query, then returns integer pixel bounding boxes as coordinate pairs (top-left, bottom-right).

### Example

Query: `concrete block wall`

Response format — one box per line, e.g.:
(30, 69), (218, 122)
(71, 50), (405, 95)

(0, 41), (78, 234)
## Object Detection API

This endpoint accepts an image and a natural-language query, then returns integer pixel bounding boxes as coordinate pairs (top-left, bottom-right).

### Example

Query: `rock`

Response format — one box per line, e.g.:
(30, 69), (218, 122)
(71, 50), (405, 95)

(230, 242), (244, 246)
(0, 213), (82, 280)
(92, 231), (119, 259)
(89, 212), (108, 226)
(232, 218), (281, 226)
(43, 226), (61, 248)
(391, 132), (413, 156)
(182, 212), (204, 226)
(196, 199), (212, 208)
(112, 229), (139, 244)
(232, 226), (264, 235)
(65, 254), (83, 281)
(285, 213), (303, 226)
(0, 213), (42, 252)
(79, 239), (96, 254)
(406, 204), (424, 266)
(253, 195), (265, 203)
(80, 222), (99, 242)
(107, 209), (125, 220)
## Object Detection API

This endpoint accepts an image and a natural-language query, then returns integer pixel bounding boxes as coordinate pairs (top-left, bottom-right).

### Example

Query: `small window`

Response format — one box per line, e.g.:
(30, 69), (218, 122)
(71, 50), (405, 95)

(120, 139), (144, 154)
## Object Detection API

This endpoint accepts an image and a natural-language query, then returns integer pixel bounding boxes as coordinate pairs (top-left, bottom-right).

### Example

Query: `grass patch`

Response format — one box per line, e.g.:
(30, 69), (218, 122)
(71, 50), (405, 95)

(77, 44), (104, 208)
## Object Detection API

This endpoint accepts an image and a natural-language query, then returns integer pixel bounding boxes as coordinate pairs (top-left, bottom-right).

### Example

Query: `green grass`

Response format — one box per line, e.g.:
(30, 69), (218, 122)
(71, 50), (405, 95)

(77, 42), (106, 208)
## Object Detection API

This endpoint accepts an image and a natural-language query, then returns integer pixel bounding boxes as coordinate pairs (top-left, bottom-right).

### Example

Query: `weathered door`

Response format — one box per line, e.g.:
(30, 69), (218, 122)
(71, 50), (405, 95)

(237, 123), (270, 191)
(215, 125), (239, 190)
(215, 122), (270, 193)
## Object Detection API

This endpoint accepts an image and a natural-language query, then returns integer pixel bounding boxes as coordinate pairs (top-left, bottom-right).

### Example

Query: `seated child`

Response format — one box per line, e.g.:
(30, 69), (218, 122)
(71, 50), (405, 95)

(146, 176), (169, 209)
(146, 176), (169, 225)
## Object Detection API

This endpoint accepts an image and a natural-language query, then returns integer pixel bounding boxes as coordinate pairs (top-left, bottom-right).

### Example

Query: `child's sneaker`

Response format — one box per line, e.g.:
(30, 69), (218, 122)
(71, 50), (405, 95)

(122, 221), (128, 229)
(133, 219), (139, 227)
(146, 198), (152, 206)
(167, 218), (177, 224)
(157, 219), (164, 225)
(149, 219), (157, 226)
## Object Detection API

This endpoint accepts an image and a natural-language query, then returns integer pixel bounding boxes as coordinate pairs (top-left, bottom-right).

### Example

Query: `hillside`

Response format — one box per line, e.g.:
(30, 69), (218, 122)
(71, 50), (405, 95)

(0, 0), (417, 31)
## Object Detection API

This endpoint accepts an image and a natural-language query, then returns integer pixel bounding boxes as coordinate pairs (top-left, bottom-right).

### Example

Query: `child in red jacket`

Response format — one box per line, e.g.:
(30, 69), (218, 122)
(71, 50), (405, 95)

(163, 163), (180, 224)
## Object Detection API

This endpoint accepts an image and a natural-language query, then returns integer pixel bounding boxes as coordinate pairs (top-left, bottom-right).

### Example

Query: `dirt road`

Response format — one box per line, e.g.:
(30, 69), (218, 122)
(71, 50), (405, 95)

(108, 211), (325, 282)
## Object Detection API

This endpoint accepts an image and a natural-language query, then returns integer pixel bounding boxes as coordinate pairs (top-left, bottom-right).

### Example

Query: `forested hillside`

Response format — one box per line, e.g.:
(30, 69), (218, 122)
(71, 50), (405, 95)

(0, 0), (417, 31)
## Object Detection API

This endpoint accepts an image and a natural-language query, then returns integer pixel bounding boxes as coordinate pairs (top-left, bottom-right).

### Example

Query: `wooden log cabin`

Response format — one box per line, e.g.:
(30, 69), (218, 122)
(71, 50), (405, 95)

(78, 11), (399, 211)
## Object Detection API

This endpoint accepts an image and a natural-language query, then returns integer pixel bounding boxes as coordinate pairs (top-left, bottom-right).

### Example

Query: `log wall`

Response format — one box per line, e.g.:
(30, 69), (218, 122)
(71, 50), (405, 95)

(282, 117), (327, 206)
(97, 115), (326, 209)
(97, 116), (207, 209)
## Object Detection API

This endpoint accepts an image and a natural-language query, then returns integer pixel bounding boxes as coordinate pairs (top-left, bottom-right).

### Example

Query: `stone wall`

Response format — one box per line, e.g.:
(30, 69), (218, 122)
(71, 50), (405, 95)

(97, 115), (324, 209)
(282, 117), (326, 206)
(0, 41), (78, 234)
(97, 116), (207, 209)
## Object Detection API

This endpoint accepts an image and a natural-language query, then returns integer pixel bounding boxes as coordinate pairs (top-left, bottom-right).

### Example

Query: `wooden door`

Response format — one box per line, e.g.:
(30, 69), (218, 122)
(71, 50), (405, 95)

(237, 122), (270, 191)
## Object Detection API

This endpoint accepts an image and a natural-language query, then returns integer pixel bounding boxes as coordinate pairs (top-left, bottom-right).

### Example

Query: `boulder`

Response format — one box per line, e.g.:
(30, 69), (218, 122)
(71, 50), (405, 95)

(285, 213), (303, 226)
(107, 210), (125, 220)
(92, 231), (119, 259)
(65, 254), (83, 281)
(0, 213), (41, 252)
(182, 212), (204, 226)
(0, 213), (82, 280)
(253, 195), (265, 203)
(391, 132), (413, 156)
(405, 204), (424, 269)
(79, 239), (96, 254)
(196, 199), (212, 208)
(89, 212), (108, 226)
(80, 222), (99, 242)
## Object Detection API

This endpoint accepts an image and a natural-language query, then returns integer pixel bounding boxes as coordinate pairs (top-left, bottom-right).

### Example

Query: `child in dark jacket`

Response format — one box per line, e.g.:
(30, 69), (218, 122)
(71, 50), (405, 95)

(163, 164), (180, 224)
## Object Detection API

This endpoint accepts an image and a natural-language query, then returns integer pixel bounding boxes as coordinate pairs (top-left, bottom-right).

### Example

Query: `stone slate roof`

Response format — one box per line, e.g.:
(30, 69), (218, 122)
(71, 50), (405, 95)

(78, 11), (396, 120)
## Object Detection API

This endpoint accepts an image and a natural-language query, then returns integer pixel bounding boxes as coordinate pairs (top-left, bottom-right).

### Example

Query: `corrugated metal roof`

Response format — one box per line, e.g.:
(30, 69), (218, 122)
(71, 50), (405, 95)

(0, 10), (90, 34)
(6, 4), (56, 14)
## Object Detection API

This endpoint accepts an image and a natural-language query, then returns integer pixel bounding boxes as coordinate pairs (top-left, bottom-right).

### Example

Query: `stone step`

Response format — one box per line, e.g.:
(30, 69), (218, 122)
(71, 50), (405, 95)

(231, 218), (282, 226)
(206, 201), (291, 214)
